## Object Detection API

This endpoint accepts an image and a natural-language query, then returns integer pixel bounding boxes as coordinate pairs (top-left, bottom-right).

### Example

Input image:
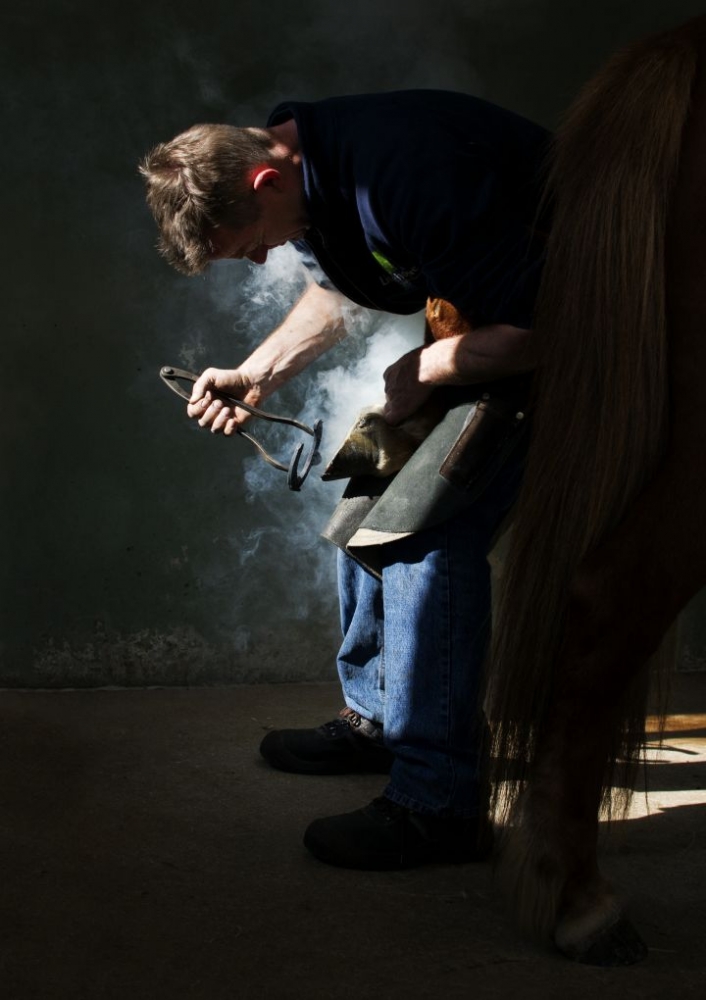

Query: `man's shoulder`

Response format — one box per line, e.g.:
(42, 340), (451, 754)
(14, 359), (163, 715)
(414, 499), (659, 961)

(268, 89), (542, 128)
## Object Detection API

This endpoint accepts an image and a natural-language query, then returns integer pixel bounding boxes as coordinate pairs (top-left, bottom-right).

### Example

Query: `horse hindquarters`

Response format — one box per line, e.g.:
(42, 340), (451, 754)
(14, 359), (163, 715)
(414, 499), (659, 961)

(492, 17), (706, 965)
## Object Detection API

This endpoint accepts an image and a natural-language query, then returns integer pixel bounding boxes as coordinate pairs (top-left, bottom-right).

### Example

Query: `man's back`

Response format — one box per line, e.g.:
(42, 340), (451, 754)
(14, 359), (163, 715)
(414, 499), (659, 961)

(269, 90), (551, 325)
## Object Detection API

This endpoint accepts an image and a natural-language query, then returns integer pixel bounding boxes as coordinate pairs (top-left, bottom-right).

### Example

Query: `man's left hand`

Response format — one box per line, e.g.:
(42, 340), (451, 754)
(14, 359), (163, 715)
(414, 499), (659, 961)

(382, 347), (434, 425)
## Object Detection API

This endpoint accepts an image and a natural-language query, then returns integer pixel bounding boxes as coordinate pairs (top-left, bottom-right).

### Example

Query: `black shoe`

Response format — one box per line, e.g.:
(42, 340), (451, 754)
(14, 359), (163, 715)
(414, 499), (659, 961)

(259, 708), (394, 775)
(303, 796), (494, 870)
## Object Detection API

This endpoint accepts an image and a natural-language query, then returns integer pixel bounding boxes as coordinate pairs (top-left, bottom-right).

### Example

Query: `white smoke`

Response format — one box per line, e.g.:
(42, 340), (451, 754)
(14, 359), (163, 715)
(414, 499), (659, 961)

(303, 315), (424, 468)
(222, 244), (424, 617)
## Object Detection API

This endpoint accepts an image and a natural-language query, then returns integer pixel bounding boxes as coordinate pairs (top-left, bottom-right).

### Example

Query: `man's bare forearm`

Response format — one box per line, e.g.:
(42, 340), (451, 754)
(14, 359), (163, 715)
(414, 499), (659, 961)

(188, 282), (351, 434)
(383, 323), (534, 424)
(239, 282), (350, 397)
(418, 324), (534, 385)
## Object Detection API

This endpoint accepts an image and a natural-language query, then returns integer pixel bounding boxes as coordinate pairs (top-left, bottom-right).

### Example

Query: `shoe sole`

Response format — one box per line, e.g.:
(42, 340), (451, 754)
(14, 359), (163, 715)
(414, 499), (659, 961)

(260, 731), (394, 775)
(303, 825), (492, 870)
(303, 825), (420, 869)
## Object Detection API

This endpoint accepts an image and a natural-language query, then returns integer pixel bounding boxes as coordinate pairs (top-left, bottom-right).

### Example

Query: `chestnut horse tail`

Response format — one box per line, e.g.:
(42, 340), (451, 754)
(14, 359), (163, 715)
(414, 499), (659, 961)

(487, 20), (701, 821)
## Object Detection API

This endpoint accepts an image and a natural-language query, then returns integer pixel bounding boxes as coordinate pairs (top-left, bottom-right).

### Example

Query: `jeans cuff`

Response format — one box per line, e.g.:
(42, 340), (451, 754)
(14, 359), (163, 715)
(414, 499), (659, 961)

(343, 697), (383, 729)
(383, 784), (477, 819)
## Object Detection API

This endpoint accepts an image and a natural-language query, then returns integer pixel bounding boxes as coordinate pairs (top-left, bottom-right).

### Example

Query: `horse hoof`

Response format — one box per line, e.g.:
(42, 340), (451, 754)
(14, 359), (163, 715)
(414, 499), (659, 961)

(557, 915), (648, 966)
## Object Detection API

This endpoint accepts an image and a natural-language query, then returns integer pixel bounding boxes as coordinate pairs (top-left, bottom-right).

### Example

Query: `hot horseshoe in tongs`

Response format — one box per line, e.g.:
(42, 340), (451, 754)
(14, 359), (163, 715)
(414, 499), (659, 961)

(159, 366), (323, 491)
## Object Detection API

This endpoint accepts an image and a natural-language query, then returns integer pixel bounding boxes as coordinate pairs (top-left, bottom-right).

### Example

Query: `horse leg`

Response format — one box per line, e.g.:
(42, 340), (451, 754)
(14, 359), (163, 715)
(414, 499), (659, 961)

(500, 550), (670, 965)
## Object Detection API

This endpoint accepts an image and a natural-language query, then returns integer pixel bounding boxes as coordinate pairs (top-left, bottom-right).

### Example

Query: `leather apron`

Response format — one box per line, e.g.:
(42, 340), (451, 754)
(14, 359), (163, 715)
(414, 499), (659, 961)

(322, 300), (531, 577)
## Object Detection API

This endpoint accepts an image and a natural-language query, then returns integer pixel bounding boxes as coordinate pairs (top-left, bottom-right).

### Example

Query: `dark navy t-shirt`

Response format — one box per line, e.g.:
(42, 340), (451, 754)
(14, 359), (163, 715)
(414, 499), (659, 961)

(267, 91), (551, 329)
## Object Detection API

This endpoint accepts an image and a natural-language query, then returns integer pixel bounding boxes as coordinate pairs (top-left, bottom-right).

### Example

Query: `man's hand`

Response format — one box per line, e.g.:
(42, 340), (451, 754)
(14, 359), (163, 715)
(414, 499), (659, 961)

(187, 367), (263, 435)
(383, 323), (535, 425)
(382, 347), (434, 425)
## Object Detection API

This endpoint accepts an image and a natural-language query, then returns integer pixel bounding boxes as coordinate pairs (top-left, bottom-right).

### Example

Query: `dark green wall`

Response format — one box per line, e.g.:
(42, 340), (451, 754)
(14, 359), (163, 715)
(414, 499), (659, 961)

(4, 0), (705, 686)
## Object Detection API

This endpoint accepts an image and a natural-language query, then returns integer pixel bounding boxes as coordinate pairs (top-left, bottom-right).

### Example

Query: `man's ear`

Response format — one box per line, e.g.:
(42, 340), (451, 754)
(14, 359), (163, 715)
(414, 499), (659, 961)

(251, 167), (282, 192)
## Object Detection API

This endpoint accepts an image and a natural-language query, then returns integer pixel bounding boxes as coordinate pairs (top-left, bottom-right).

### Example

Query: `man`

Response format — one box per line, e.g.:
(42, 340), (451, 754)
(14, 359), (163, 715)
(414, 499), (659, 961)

(141, 91), (549, 870)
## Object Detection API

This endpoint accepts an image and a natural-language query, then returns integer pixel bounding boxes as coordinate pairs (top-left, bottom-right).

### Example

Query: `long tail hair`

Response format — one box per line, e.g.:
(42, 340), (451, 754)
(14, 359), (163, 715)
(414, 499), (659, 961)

(487, 20), (700, 819)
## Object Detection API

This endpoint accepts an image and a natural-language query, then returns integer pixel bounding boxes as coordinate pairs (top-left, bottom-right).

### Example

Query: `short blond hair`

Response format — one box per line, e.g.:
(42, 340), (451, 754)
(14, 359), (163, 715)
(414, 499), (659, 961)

(139, 123), (273, 275)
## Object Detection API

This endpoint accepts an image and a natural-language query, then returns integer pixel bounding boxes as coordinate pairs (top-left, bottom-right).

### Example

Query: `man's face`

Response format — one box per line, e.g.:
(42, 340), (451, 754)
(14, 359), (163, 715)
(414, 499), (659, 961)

(208, 192), (309, 266)
(208, 220), (274, 266)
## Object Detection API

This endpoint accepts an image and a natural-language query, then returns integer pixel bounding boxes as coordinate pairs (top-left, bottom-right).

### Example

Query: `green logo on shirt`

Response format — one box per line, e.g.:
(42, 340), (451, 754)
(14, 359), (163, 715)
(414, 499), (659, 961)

(371, 248), (421, 289)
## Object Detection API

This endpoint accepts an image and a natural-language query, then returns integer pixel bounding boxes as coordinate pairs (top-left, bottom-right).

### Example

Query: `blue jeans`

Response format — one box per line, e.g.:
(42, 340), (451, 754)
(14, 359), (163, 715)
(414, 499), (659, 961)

(336, 452), (524, 817)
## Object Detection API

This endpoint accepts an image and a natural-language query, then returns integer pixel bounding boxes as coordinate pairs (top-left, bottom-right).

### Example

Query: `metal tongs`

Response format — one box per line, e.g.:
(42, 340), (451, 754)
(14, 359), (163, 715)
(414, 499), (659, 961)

(159, 366), (323, 491)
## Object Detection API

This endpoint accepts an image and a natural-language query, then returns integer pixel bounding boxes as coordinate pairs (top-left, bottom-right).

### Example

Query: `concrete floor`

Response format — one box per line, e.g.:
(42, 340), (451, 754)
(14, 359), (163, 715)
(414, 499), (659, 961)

(0, 678), (705, 1000)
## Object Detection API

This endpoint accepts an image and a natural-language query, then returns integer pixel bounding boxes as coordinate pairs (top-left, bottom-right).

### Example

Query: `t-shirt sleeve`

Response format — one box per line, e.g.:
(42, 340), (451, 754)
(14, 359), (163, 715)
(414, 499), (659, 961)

(290, 240), (338, 290)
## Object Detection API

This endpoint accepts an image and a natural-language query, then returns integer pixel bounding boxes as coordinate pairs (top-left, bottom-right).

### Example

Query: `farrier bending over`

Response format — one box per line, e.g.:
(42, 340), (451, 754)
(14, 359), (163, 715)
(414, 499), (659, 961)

(141, 92), (547, 877)
(150, 118), (536, 432)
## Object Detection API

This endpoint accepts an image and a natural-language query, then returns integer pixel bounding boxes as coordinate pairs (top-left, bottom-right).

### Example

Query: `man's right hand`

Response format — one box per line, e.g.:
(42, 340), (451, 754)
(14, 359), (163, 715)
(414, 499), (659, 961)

(187, 367), (263, 435)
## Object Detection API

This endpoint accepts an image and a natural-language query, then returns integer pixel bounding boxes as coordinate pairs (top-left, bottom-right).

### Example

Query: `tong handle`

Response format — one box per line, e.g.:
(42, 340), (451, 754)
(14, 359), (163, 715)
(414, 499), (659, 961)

(159, 367), (316, 434)
(159, 366), (321, 488)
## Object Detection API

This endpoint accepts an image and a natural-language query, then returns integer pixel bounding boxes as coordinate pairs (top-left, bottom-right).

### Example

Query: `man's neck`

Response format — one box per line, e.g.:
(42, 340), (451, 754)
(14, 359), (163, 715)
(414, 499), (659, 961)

(267, 119), (300, 164)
